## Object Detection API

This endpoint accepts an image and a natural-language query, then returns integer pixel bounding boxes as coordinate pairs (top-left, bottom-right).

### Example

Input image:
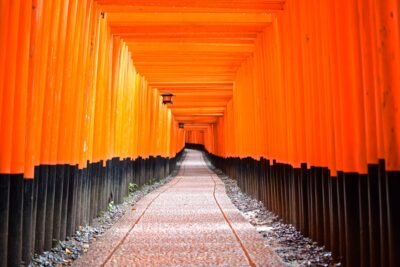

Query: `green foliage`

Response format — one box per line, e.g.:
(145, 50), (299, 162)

(128, 182), (139, 194)
(108, 201), (114, 211)
(145, 179), (156, 186)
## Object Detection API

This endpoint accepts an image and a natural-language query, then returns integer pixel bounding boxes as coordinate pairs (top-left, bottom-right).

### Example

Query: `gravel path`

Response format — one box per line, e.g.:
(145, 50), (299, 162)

(30, 149), (336, 267)
(72, 149), (284, 266)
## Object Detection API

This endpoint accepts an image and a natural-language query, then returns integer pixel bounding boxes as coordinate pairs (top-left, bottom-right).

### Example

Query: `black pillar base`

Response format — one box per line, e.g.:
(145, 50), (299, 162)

(8, 174), (24, 267)
(22, 179), (34, 265)
(0, 174), (10, 267)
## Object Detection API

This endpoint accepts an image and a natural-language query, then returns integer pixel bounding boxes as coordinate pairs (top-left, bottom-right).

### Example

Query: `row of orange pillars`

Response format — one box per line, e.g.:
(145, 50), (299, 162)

(1, 0), (400, 266)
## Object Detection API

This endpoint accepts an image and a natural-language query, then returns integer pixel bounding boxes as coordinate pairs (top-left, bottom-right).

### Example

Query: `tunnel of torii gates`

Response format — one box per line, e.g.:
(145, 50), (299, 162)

(0, 0), (399, 266)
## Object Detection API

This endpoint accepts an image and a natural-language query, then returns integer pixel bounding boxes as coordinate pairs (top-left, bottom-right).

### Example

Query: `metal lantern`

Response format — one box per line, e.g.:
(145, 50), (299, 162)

(178, 122), (184, 129)
(161, 92), (174, 104)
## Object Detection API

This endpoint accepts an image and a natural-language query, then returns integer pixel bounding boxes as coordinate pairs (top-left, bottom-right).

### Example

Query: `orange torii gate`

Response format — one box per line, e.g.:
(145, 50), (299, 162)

(0, 0), (399, 266)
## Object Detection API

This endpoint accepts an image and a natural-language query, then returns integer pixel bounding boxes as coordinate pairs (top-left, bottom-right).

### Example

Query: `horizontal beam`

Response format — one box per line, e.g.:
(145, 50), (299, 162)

(118, 32), (258, 39)
(138, 72), (237, 81)
(137, 71), (238, 76)
(174, 117), (219, 123)
(127, 42), (254, 53)
(102, 7), (283, 13)
(98, 1), (285, 12)
(150, 82), (233, 87)
(136, 65), (239, 71)
(184, 125), (211, 130)
(122, 36), (255, 44)
(134, 62), (243, 69)
(184, 123), (213, 127)
(131, 53), (250, 59)
(132, 57), (247, 65)
(143, 73), (236, 77)
(111, 25), (267, 34)
(155, 88), (232, 92)
(180, 126), (216, 129)
(171, 102), (231, 107)
(175, 115), (220, 119)
(107, 12), (273, 24)
(171, 107), (226, 112)
(172, 95), (232, 99)
(169, 102), (228, 108)
(143, 77), (235, 84)
(175, 113), (224, 117)
(157, 91), (233, 96)
(172, 113), (225, 116)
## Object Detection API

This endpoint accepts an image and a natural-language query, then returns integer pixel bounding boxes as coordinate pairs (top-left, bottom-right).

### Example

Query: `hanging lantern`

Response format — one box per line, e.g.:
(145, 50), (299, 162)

(161, 92), (174, 104)
(179, 122), (184, 129)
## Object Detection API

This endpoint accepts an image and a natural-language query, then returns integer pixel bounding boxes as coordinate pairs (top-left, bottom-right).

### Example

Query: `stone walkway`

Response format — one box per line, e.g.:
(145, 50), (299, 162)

(73, 149), (284, 266)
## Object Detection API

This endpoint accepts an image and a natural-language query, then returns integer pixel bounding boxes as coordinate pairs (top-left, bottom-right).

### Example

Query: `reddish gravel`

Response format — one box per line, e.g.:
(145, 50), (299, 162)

(73, 149), (285, 267)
